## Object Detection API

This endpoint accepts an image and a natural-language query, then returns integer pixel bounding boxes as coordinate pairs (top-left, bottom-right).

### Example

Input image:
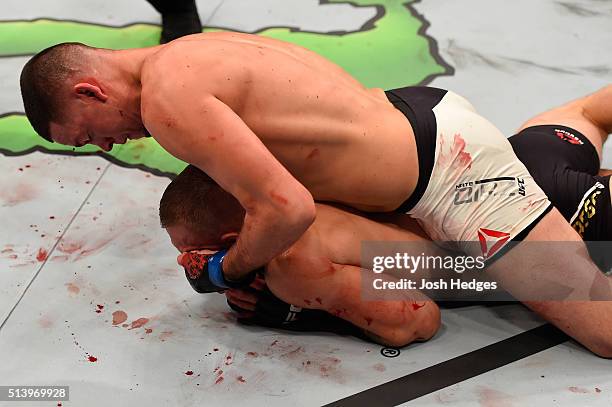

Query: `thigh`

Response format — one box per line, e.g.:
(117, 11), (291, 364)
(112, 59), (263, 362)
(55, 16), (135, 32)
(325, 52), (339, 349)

(487, 208), (612, 356)
(517, 96), (608, 161)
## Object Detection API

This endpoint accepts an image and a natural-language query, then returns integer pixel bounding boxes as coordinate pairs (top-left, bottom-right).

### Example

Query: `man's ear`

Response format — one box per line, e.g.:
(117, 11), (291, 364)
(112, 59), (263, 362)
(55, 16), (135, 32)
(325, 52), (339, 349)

(220, 232), (239, 244)
(73, 83), (108, 102)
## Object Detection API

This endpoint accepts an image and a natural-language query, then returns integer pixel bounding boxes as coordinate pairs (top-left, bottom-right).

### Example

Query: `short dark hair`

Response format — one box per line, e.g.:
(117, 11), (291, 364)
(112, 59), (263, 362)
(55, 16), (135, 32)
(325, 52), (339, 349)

(159, 165), (246, 238)
(20, 42), (91, 142)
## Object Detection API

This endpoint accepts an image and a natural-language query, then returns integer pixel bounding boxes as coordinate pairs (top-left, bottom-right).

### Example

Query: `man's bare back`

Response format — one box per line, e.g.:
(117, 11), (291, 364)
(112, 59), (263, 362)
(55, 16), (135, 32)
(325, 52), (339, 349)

(142, 32), (418, 212)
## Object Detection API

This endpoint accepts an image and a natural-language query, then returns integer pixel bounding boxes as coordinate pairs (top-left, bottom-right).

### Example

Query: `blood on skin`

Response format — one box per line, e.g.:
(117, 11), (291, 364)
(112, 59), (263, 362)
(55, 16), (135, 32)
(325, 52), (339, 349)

(163, 117), (177, 128)
(364, 317), (373, 326)
(412, 302), (426, 311)
(306, 148), (320, 160)
(315, 297), (323, 305)
(269, 191), (289, 206)
(303, 299), (312, 305)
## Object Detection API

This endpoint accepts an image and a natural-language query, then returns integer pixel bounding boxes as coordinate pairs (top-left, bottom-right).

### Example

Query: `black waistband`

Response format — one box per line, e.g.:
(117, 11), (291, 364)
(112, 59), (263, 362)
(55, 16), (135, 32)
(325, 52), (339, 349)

(385, 86), (447, 213)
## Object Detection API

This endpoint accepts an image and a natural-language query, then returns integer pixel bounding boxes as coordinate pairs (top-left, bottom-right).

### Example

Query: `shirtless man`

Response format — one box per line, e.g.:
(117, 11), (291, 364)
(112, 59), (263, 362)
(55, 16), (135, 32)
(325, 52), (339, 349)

(19, 33), (610, 319)
(161, 86), (612, 356)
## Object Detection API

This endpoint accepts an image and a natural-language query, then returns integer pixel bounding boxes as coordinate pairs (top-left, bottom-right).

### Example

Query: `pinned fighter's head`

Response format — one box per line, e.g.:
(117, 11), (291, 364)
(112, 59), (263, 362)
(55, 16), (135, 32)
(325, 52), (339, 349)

(159, 165), (246, 252)
(20, 42), (148, 151)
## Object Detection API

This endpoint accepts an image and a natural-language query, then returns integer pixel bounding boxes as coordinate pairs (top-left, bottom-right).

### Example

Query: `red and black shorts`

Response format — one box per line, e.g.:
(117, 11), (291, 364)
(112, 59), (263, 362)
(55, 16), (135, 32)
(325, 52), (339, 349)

(509, 125), (611, 271)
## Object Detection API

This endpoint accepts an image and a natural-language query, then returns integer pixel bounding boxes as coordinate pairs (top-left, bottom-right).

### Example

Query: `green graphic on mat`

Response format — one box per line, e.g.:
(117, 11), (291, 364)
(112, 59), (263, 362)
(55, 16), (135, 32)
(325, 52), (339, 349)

(0, 0), (448, 175)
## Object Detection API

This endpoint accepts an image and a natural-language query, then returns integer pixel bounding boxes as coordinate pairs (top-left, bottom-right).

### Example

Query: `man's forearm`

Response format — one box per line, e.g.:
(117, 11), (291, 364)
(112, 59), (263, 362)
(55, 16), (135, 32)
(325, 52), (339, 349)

(223, 204), (316, 281)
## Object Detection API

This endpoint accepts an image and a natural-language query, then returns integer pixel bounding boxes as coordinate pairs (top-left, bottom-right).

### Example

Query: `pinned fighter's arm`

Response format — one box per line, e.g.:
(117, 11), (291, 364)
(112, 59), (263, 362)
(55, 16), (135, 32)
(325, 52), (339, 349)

(260, 226), (441, 347)
(142, 85), (315, 284)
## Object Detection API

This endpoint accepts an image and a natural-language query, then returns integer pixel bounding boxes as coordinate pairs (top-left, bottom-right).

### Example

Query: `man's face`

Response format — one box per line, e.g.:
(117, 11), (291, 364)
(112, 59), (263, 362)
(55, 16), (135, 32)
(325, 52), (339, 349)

(165, 223), (232, 253)
(49, 101), (147, 151)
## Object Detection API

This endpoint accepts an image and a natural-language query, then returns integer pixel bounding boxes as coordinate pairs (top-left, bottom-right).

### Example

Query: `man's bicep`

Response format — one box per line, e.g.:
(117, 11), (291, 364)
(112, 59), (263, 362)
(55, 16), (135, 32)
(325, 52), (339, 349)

(145, 94), (295, 203)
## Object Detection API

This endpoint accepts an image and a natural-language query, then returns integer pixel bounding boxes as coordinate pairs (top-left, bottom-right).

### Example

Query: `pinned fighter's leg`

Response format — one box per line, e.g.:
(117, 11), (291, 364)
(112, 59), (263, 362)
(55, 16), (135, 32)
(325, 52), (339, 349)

(517, 84), (612, 160)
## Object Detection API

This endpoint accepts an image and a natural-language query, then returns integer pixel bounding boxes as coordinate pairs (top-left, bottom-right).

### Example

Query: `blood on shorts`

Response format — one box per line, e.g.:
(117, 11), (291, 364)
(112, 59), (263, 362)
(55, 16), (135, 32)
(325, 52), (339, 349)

(438, 133), (472, 170)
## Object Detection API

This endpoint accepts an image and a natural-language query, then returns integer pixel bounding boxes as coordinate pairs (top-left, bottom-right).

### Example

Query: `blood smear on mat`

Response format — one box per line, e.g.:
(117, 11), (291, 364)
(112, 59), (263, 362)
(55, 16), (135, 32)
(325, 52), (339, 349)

(112, 311), (128, 325)
(128, 318), (149, 330)
(36, 248), (48, 262)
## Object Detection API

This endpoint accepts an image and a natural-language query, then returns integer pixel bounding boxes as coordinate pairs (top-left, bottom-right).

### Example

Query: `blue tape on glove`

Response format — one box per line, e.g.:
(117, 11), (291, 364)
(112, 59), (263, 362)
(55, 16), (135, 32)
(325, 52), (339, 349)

(207, 249), (229, 289)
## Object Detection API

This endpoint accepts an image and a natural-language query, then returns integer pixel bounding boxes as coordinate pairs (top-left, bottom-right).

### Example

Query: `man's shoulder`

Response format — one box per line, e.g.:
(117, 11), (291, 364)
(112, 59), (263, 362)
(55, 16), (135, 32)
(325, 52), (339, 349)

(141, 42), (189, 80)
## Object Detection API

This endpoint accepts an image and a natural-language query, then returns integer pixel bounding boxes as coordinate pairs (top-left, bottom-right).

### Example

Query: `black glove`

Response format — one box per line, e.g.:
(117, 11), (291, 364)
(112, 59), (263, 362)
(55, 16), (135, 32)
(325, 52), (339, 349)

(182, 249), (255, 293)
(227, 285), (363, 337)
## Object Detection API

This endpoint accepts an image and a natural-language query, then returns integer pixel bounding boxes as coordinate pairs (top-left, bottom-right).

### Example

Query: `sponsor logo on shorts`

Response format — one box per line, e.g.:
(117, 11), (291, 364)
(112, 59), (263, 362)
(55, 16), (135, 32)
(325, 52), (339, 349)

(570, 182), (605, 237)
(477, 228), (511, 259)
(454, 177), (526, 206)
(284, 305), (303, 323)
(555, 129), (584, 145)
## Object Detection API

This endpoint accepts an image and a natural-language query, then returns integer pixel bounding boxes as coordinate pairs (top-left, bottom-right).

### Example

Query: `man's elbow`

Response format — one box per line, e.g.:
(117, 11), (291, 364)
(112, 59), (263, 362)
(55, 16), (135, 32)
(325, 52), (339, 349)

(371, 304), (441, 348)
(277, 188), (316, 231)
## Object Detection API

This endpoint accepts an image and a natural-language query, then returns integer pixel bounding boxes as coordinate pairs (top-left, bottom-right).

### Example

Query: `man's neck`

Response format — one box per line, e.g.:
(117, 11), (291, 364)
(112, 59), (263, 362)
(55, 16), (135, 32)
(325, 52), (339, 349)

(100, 46), (162, 126)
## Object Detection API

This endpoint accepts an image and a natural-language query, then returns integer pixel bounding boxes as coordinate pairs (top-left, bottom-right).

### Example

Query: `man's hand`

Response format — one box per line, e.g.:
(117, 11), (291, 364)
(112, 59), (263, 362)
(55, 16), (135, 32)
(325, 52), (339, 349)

(225, 275), (365, 339)
(225, 275), (305, 325)
(179, 249), (255, 293)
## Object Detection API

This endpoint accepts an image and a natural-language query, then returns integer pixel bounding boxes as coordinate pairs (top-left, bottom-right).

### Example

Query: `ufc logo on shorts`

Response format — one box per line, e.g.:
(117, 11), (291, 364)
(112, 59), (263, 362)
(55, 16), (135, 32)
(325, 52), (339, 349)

(454, 177), (526, 206)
